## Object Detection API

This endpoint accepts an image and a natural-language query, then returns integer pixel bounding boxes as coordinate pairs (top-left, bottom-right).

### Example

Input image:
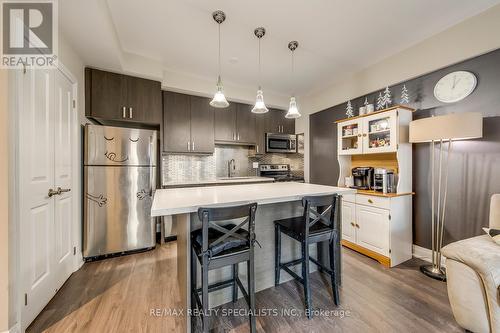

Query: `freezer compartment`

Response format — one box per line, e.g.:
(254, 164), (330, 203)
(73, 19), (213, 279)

(84, 124), (157, 166)
(84, 165), (156, 258)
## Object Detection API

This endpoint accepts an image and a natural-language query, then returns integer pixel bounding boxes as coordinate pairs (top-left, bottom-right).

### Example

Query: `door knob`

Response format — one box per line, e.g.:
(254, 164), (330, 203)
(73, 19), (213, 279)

(48, 188), (59, 197)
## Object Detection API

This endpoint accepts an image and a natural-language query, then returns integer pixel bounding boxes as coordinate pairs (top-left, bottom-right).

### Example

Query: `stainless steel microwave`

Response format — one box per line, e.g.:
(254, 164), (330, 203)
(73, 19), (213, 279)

(266, 133), (297, 153)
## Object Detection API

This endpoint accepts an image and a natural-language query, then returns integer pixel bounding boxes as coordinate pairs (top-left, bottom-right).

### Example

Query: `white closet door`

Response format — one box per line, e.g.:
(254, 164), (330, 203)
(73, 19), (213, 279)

(20, 68), (56, 327)
(53, 70), (74, 289)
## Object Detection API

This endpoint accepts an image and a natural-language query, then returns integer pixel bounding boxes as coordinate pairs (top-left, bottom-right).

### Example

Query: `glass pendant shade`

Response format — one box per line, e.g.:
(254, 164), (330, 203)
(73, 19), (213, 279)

(251, 88), (269, 114)
(285, 96), (301, 118)
(210, 76), (229, 108)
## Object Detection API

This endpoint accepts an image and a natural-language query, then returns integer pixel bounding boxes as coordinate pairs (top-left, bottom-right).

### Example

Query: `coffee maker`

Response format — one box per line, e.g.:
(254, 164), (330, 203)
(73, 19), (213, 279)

(351, 167), (374, 190)
(373, 168), (396, 194)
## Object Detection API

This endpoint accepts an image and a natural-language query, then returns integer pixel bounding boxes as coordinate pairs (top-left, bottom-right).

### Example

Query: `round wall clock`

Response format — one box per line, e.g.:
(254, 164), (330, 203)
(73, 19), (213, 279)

(433, 71), (477, 103)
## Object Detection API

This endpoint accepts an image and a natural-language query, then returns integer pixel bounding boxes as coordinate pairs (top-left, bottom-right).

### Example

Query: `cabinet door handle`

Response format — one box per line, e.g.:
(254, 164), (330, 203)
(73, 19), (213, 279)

(187, 141), (190, 151)
(256, 145), (259, 153)
(237, 133), (240, 141)
(350, 222), (355, 226)
(129, 107), (133, 119)
(122, 107), (126, 118)
(368, 199), (374, 204)
(192, 141), (195, 151)
(356, 224), (360, 228)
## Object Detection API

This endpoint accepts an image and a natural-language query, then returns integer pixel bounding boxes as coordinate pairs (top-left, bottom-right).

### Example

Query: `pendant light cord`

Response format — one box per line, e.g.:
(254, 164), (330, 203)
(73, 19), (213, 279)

(218, 23), (221, 78)
(291, 49), (295, 96)
(258, 38), (261, 89)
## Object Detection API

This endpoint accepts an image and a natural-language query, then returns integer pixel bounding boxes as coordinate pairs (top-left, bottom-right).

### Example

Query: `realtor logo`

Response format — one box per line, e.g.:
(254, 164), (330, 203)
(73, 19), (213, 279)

(1, 0), (58, 68)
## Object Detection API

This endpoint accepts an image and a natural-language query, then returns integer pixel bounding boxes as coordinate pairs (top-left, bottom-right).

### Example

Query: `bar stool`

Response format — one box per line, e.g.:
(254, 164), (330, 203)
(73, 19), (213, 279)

(191, 203), (258, 333)
(274, 194), (340, 319)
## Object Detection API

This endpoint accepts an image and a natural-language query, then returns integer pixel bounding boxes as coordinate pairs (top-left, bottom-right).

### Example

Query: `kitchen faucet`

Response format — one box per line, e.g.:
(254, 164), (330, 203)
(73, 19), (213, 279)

(228, 159), (235, 178)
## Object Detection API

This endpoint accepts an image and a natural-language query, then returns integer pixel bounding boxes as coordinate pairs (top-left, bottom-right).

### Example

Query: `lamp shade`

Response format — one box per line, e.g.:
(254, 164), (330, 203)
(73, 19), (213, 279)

(409, 112), (483, 143)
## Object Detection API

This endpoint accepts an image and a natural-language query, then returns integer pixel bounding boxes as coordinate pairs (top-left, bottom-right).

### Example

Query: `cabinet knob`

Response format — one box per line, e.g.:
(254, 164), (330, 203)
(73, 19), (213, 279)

(368, 199), (374, 204)
(363, 133), (367, 137)
(356, 224), (360, 228)
(357, 134), (361, 137)
(350, 222), (355, 226)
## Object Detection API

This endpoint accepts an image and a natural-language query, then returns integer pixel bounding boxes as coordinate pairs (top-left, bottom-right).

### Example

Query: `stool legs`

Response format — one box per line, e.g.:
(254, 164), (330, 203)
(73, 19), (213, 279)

(201, 256), (210, 333)
(301, 242), (312, 319)
(274, 224), (281, 286)
(232, 264), (238, 303)
(191, 250), (197, 311)
(248, 256), (256, 333)
(329, 237), (340, 306)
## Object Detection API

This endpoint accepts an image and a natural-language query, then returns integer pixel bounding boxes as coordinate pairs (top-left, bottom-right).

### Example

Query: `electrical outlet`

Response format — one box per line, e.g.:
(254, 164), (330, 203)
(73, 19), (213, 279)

(252, 162), (259, 169)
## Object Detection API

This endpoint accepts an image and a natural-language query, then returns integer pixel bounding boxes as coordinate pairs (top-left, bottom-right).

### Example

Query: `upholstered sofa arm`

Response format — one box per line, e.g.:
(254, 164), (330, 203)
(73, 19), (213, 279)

(442, 235), (500, 331)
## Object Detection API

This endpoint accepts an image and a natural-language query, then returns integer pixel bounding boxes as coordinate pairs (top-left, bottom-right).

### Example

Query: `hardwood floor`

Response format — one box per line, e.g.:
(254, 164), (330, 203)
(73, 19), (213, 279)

(28, 243), (461, 333)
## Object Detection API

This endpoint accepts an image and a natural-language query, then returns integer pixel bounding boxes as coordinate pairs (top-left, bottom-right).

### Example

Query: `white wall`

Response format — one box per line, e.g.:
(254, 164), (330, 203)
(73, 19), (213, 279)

(0, 69), (10, 333)
(297, 4), (500, 182)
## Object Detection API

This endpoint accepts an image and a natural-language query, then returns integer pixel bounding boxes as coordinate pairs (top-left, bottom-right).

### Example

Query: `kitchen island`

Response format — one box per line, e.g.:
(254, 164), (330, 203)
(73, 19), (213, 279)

(151, 182), (355, 332)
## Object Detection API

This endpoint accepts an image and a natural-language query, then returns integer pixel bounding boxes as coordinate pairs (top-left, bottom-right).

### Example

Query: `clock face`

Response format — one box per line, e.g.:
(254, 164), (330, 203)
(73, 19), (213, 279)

(434, 71), (477, 103)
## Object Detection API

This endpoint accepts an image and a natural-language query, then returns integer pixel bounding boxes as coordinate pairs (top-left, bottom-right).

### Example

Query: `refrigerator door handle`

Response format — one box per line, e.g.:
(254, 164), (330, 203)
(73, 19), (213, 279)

(149, 136), (153, 196)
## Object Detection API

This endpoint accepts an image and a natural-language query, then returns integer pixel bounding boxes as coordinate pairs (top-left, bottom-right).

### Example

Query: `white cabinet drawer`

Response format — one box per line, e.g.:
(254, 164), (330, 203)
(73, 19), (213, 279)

(342, 193), (356, 203)
(356, 194), (390, 210)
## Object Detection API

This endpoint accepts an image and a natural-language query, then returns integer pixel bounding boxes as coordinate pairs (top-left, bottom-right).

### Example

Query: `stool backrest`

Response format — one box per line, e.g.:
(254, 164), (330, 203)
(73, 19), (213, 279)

(301, 194), (340, 238)
(197, 203), (258, 254)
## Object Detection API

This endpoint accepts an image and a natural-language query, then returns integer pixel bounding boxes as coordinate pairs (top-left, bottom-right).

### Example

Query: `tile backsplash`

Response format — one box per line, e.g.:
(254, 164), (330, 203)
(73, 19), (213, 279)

(162, 144), (304, 185)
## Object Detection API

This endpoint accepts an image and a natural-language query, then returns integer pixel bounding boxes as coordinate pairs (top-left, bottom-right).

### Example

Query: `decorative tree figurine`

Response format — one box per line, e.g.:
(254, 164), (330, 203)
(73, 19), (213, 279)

(376, 92), (384, 110)
(400, 84), (409, 104)
(346, 100), (354, 118)
(382, 86), (392, 108)
(364, 97), (369, 106)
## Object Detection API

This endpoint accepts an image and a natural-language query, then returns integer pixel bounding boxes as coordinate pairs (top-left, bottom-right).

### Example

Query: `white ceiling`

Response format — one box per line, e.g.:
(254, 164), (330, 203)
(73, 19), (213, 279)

(60, 0), (500, 107)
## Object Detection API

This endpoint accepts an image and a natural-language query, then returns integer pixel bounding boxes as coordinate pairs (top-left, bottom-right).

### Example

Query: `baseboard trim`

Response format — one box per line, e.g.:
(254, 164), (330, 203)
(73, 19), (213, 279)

(412, 244), (446, 267)
(3, 323), (20, 333)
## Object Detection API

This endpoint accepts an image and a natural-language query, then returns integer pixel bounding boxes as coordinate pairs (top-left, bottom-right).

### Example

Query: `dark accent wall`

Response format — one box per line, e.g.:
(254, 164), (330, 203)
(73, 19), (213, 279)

(310, 48), (500, 249)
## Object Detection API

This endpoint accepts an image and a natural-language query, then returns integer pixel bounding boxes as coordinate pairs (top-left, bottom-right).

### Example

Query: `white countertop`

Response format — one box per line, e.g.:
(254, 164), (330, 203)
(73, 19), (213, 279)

(162, 176), (274, 187)
(152, 182), (355, 216)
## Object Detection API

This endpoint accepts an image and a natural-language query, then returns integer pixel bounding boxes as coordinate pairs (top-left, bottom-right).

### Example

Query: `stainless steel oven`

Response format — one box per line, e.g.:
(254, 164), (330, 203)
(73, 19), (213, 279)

(266, 133), (297, 153)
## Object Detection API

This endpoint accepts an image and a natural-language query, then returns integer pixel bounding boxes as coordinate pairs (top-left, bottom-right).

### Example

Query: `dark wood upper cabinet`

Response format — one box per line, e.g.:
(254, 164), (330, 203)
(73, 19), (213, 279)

(86, 68), (126, 121)
(283, 116), (295, 135)
(267, 109), (295, 134)
(126, 75), (162, 124)
(254, 114), (267, 155)
(214, 102), (257, 144)
(85, 68), (162, 125)
(163, 91), (215, 154)
(214, 103), (237, 142)
(163, 91), (191, 153)
(236, 104), (256, 143)
(190, 96), (214, 153)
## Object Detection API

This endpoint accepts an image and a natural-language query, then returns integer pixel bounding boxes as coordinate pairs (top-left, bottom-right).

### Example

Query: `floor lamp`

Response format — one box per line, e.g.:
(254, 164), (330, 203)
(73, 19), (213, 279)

(409, 112), (482, 281)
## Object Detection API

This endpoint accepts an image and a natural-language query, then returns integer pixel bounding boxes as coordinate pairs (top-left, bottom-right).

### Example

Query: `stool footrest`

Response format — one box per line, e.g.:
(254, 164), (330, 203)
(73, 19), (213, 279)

(282, 258), (302, 267)
(309, 257), (333, 276)
(281, 265), (304, 284)
(195, 278), (235, 295)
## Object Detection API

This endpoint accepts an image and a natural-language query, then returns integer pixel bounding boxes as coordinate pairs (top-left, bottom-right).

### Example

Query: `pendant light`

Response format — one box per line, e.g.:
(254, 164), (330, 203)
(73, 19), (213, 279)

(285, 41), (301, 119)
(251, 27), (269, 114)
(209, 10), (229, 108)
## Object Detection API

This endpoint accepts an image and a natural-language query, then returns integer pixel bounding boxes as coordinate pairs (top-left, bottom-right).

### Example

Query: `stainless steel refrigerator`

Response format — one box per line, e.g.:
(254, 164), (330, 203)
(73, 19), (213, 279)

(84, 124), (157, 259)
